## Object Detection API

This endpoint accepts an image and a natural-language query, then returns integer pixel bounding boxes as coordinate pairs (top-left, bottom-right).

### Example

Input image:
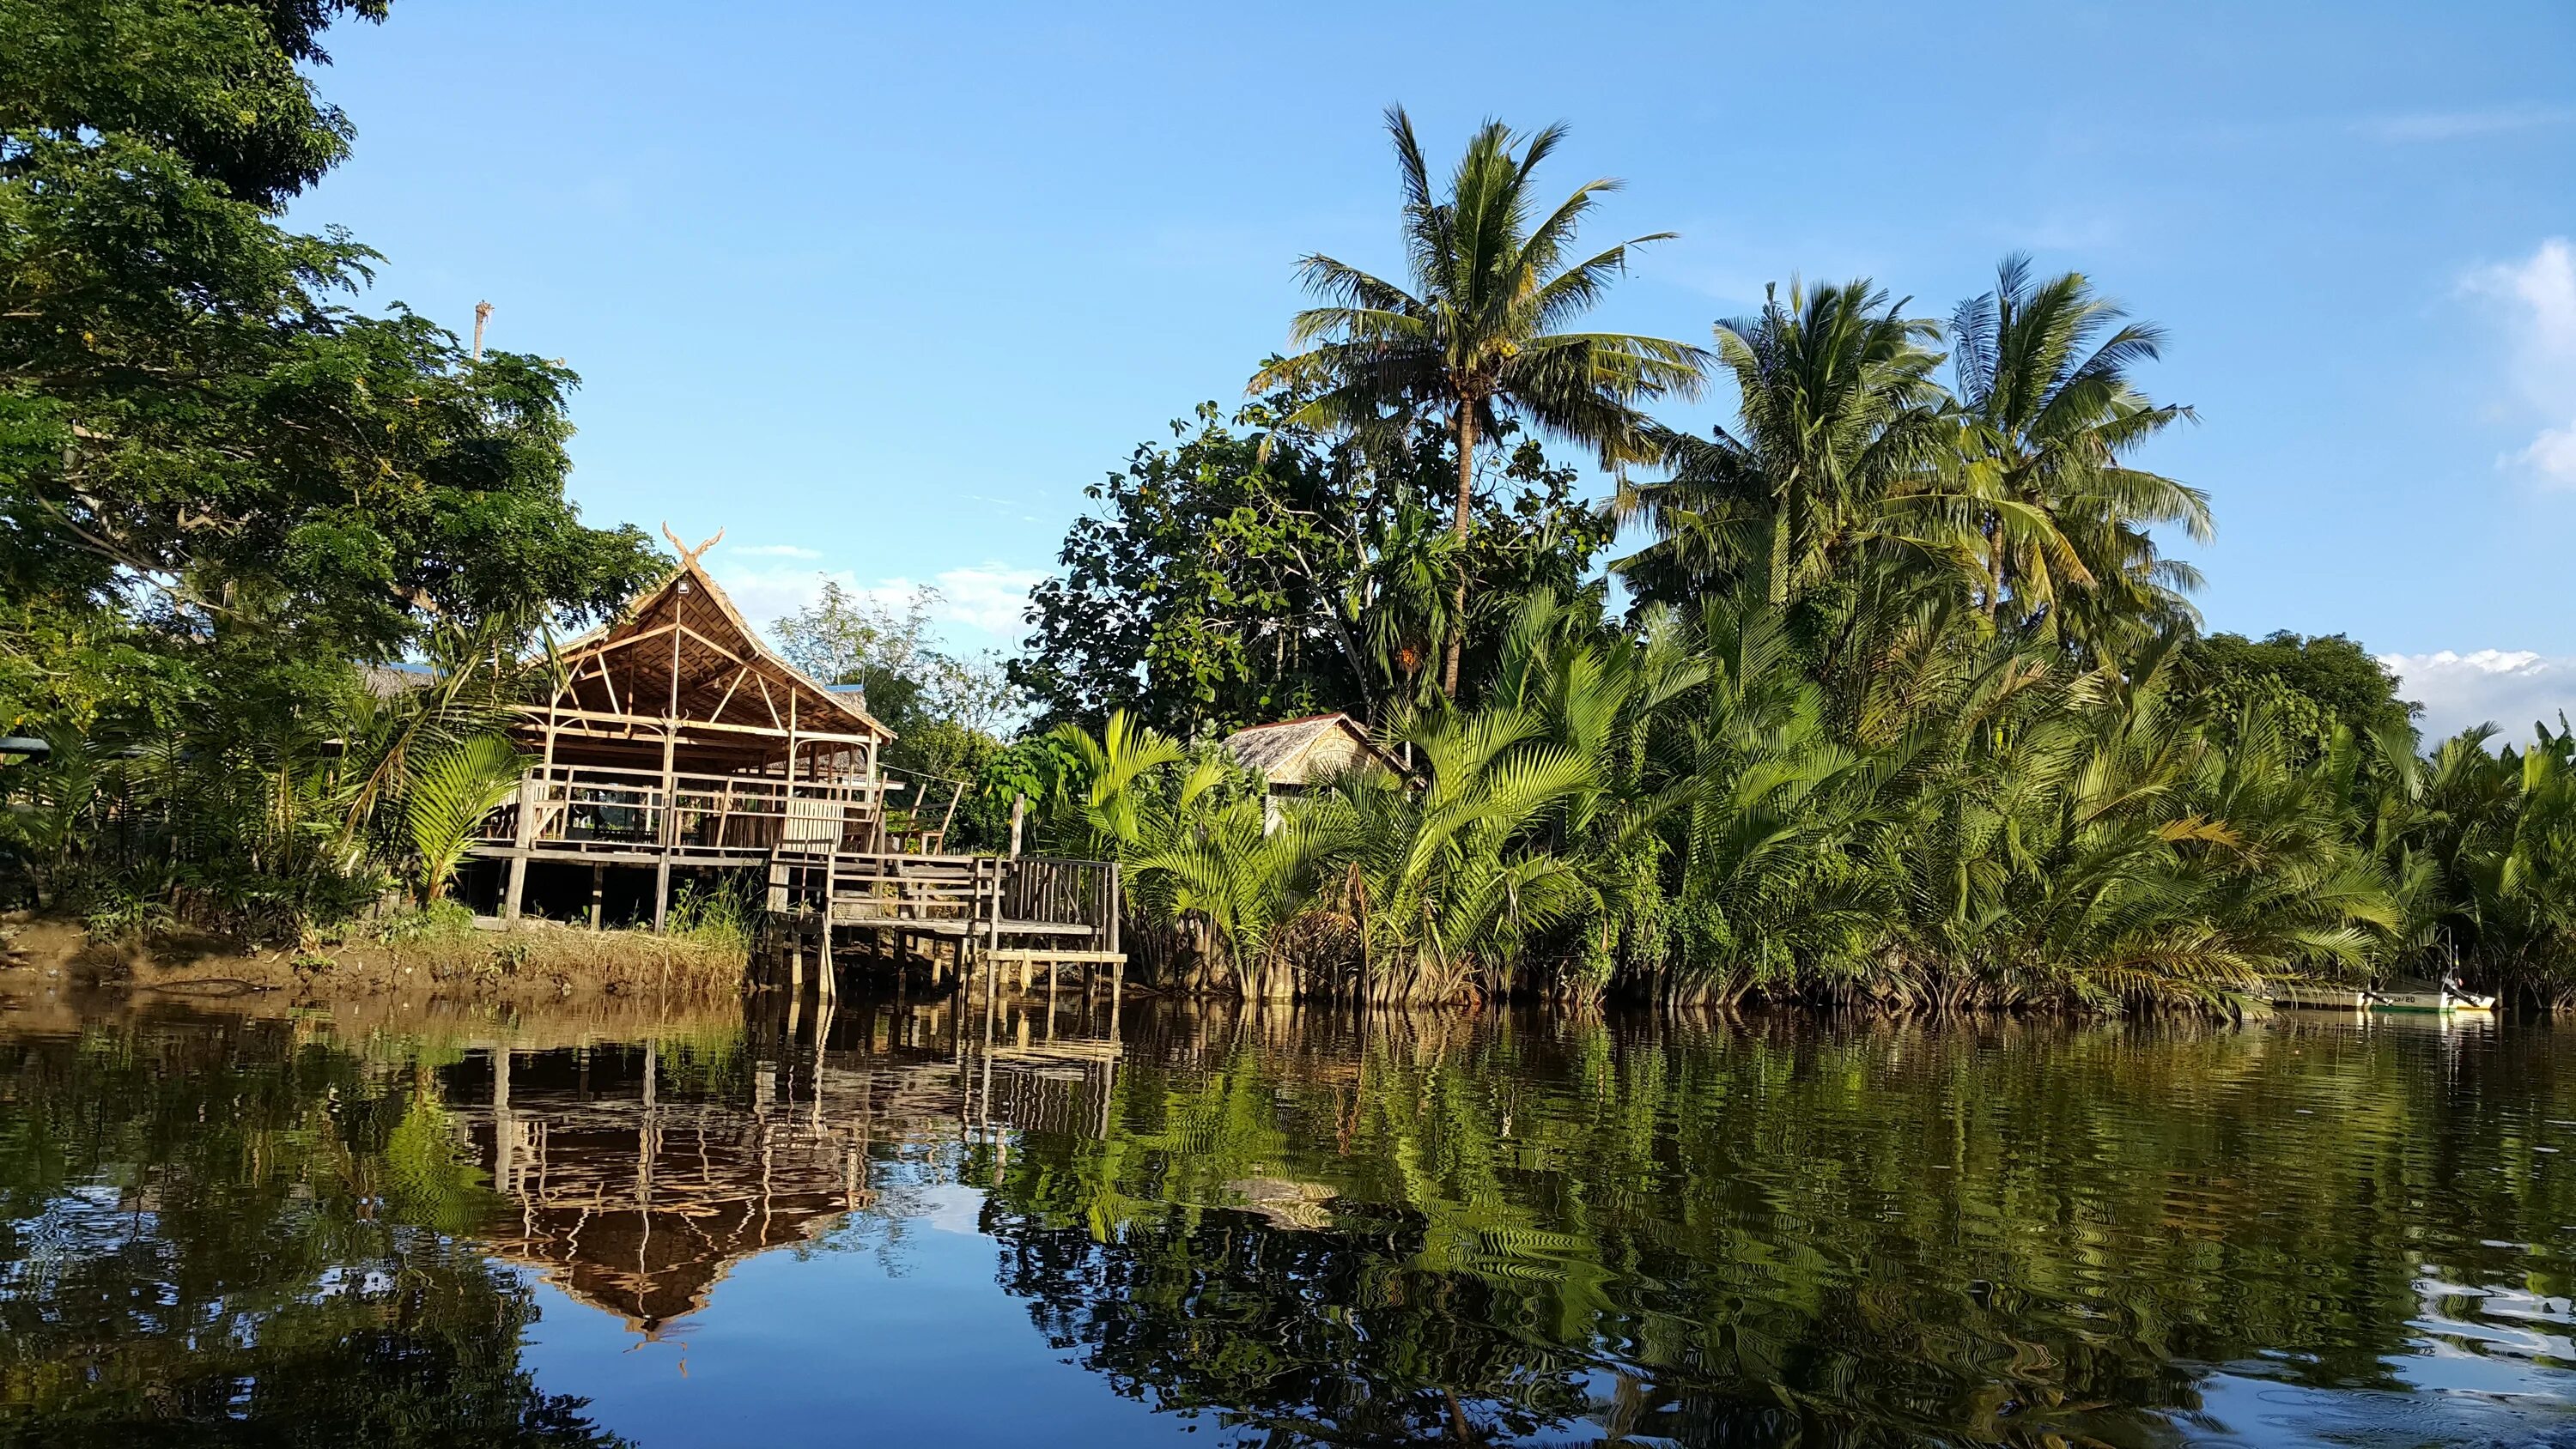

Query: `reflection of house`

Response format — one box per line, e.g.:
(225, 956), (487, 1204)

(450, 1029), (957, 1336)
(443, 998), (1122, 1337)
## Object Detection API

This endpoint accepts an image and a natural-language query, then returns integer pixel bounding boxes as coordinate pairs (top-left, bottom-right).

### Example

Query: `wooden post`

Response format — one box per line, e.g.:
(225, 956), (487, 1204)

(492, 1046), (514, 1194)
(588, 864), (605, 930)
(818, 858), (837, 1003)
(503, 767), (539, 918)
(653, 731), (676, 933)
(1106, 863), (1121, 962)
(983, 857), (1003, 982)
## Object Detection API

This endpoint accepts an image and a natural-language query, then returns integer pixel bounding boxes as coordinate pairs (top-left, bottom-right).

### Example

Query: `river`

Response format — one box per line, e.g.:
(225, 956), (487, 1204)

(0, 988), (2570, 1446)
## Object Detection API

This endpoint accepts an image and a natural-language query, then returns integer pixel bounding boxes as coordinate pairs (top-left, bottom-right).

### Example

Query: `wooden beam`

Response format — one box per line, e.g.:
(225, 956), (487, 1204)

(562, 621), (681, 660)
(519, 706), (879, 745)
(708, 664), (752, 724)
(677, 624), (744, 665)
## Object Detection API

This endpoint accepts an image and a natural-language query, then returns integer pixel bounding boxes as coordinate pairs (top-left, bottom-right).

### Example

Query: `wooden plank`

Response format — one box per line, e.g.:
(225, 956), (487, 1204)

(532, 706), (880, 745)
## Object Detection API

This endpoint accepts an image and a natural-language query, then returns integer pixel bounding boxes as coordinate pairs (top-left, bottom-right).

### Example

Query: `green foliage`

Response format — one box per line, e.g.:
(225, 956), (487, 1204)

(0, 0), (663, 935)
(1251, 107), (1704, 695)
(399, 732), (524, 904)
(1014, 393), (1610, 737)
(2181, 629), (2417, 754)
(666, 876), (759, 955)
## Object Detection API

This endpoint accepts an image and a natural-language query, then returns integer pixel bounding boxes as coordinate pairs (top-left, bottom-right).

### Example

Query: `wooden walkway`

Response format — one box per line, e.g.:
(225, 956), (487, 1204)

(760, 848), (1123, 1004)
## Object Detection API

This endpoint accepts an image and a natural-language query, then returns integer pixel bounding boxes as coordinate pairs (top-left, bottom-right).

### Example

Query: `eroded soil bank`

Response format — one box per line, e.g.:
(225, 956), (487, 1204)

(0, 914), (746, 1009)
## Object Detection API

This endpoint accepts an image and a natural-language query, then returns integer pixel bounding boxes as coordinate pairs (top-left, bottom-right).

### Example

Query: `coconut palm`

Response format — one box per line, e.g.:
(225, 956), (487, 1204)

(1252, 106), (1705, 697)
(1947, 255), (2208, 649)
(1615, 279), (1964, 608)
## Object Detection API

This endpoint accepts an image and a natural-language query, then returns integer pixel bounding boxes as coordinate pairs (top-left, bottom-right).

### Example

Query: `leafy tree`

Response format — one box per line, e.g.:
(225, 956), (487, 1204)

(2180, 630), (2416, 751)
(0, 0), (662, 931)
(1252, 106), (1704, 696)
(1013, 391), (1608, 737)
(0, 0), (659, 656)
(773, 581), (1020, 787)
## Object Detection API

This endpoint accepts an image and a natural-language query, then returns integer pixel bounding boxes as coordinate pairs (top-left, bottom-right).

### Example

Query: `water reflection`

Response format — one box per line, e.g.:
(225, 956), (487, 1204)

(1, 994), (2572, 1446)
(443, 994), (1120, 1337)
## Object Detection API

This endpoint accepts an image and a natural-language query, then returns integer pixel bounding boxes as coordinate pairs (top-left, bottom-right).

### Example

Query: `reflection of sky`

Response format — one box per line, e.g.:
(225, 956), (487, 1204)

(513, 1199), (1206, 1448)
(2184, 1274), (2576, 1445)
(2191, 1368), (2565, 1447)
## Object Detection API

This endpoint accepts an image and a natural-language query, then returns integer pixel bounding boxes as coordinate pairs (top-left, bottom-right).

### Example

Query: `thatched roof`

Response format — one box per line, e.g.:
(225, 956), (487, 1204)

(545, 557), (892, 747)
(355, 663), (430, 700)
(1223, 712), (1402, 788)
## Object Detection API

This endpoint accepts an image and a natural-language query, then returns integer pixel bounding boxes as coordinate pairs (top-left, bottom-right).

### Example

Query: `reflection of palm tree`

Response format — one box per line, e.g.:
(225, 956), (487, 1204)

(1255, 107), (1704, 697)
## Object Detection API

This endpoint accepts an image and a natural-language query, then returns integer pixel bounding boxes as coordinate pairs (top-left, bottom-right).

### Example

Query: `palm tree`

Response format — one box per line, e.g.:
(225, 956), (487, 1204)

(1253, 106), (1705, 697)
(1947, 255), (2208, 648)
(401, 733), (527, 904)
(1615, 279), (1959, 608)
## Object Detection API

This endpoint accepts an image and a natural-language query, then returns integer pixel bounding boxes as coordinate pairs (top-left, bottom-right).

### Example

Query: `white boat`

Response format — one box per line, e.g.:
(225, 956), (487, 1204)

(2363, 975), (2497, 1014)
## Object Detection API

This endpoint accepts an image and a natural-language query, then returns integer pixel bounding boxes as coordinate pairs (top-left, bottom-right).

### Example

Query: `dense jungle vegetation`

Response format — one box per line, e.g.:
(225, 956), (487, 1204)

(3, 3), (2572, 1012)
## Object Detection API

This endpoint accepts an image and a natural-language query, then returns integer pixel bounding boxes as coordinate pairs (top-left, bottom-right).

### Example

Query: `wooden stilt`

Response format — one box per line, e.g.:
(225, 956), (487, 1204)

(819, 857), (837, 1003)
(503, 773), (537, 923)
(588, 864), (605, 930)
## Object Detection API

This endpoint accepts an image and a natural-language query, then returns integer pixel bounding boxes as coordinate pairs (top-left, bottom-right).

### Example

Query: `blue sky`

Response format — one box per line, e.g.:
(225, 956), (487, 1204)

(297, 2), (2576, 738)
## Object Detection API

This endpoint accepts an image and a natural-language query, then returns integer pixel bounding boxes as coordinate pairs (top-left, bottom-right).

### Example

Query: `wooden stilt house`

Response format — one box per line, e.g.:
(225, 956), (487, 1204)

(467, 538), (1121, 997)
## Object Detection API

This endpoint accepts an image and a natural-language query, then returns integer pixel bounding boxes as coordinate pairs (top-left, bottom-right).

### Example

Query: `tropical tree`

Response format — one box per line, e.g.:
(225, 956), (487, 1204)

(1947, 255), (2208, 650)
(1300, 706), (1595, 1003)
(1252, 106), (1705, 696)
(399, 733), (526, 905)
(1616, 279), (1954, 608)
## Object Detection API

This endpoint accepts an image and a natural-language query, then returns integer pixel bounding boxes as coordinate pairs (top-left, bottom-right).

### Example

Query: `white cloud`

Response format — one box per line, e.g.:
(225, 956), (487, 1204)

(2379, 649), (2576, 745)
(2360, 105), (2576, 143)
(2464, 238), (2576, 487)
(866, 563), (1047, 637)
(706, 561), (860, 633)
(703, 557), (1043, 646)
(2519, 424), (2576, 485)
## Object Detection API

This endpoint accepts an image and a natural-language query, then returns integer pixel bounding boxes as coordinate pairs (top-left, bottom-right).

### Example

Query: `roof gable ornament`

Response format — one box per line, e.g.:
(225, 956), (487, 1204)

(661, 522), (726, 567)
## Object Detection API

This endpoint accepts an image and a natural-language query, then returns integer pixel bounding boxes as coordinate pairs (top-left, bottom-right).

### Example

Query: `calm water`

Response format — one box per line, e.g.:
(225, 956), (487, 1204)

(2, 991), (2573, 1447)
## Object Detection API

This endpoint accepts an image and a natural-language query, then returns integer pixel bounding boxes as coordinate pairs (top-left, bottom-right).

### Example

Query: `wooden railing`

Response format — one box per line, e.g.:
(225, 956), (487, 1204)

(1000, 855), (1121, 943)
(477, 764), (896, 856)
(806, 853), (999, 927)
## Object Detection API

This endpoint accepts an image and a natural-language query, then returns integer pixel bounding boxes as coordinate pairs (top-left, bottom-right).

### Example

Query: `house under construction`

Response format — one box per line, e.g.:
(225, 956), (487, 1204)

(465, 535), (1121, 997)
